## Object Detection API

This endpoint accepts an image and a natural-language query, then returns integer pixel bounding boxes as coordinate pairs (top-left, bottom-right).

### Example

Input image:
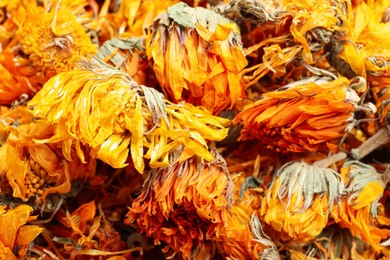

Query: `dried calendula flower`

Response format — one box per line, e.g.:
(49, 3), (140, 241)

(328, 0), (390, 78)
(125, 148), (233, 259)
(0, 204), (43, 260)
(96, 37), (149, 85)
(234, 0), (285, 25)
(16, 0), (98, 79)
(28, 59), (229, 172)
(97, 0), (180, 40)
(241, 0), (345, 87)
(215, 207), (280, 259)
(0, 119), (96, 202)
(0, 44), (45, 106)
(303, 225), (366, 259)
(233, 75), (359, 153)
(331, 160), (390, 253)
(260, 161), (344, 241)
(50, 200), (139, 258)
(146, 2), (248, 115)
(212, 170), (278, 259)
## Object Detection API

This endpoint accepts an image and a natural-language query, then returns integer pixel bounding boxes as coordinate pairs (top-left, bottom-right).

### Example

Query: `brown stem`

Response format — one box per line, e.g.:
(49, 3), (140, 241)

(351, 127), (390, 160)
(313, 151), (347, 168)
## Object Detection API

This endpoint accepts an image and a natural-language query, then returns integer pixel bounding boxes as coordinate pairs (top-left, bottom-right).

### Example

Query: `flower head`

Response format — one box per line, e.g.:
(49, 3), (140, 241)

(214, 171), (279, 259)
(16, 0), (98, 78)
(125, 150), (233, 259)
(233, 76), (357, 153)
(331, 0), (390, 78)
(331, 160), (390, 253)
(50, 200), (130, 258)
(146, 2), (248, 115)
(0, 204), (43, 259)
(96, 37), (152, 86)
(260, 161), (344, 241)
(0, 119), (96, 202)
(28, 59), (229, 172)
(97, 0), (180, 40)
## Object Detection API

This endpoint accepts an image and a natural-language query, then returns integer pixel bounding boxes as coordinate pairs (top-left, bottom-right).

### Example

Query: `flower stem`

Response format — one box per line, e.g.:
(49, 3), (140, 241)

(313, 151), (347, 168)
(351, 127), (390, 160)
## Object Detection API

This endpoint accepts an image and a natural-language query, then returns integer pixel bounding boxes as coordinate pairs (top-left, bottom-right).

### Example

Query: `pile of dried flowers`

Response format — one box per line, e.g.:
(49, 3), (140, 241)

(1, 0), (390, 259)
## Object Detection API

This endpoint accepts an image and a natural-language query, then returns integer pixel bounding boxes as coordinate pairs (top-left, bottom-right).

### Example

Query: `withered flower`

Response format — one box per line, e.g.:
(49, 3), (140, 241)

(213, 169), (279, 259)
(125, 149), (233, 259)
(16, 0), (98, 78)
(96, 37), (150, 85)
(0, 0), (98, 105)
(0, 119), (96, 202)
(233, 76), (358, 153)
(329, 0), (390, 78)
(28, 59), (229, 172)
(0, 204), (43, 259)
(331, 160), (390, 253)
(51, 200), (139, 258)
(146, 2), (248, 115)
(97, 0), (180, 40)
(260, 161), (344, 241)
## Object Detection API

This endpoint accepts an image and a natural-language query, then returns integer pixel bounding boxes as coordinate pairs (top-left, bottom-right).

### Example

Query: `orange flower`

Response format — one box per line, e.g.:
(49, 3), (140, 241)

(300, 225), (374, 259)
(0, 204), (43, 260)
(0, 0), (98, 105)
(0, 119), (96, 201)
(0, 105), (34, 142)
(334, 0), (390, 78)
(331, 161), (390, 253)
(233, 77), (357, 153)
(96, 37), (153, 86)
(125, 151), (233, 259)
(15, 0), (98, 78)
(98, 0), (180, 40)
(28, 59), (229, 172)
(213, 172), (279, 259)
(241, 0), (344, 87)
(49, 200), (140, 258)
(146, 2), (248, 115)
(260, 161), (344, 241)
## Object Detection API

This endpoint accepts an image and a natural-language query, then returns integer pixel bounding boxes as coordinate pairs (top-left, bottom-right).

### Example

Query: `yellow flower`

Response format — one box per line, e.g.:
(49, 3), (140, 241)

(241, 0), (344, 87)
(233, 76), (357, 153)
(96, 37), (152, 86)
(28, 59), (229, 172)
(260, 161), (344, 241)
(0, 119), (96, 201)
(146, 2), (248, 115)
(302, 224), (374, 259)
(16, 0), (98, 78)
(331, 161), (390, 253)
(97, 0), (179, 40)
(337, 0), (390, 77)
(125, 150), (233, 259)
(213, 172), (279, 259)
(0, 204), (43, 260)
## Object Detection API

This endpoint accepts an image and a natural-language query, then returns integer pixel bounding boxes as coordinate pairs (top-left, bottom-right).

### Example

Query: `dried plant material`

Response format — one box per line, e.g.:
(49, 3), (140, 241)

(96, 37), (150, 85)
(146, 2), (248, 114)
(0, 204), (43, 259)
(260, 161), (344, 240)
(331, 161), (390, 252)
(28, 59), (229, 172)
(236, 0), (285, 25)
(1, 0), (390, 258)
(16, 0), (98, 78)
(233, 77), (356, 153)
(307, 226), (365, 259)
(125, 150), (233, 259)
(97, 0), (180, 40)
(0, 120), (96, 201)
